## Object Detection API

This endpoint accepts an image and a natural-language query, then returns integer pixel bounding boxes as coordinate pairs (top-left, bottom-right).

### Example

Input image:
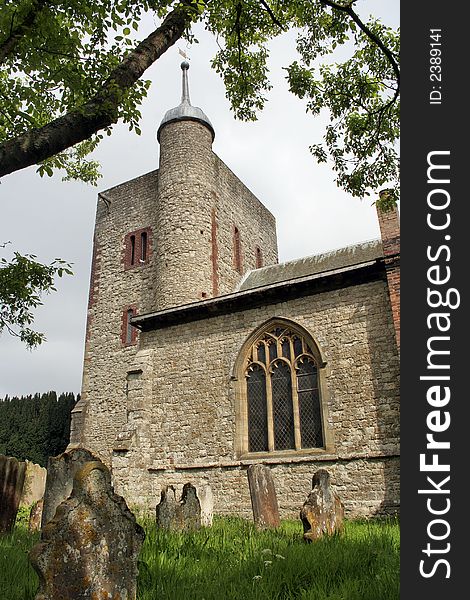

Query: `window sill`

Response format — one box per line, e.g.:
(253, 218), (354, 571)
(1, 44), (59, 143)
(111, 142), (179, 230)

(239, 447), (337, 465)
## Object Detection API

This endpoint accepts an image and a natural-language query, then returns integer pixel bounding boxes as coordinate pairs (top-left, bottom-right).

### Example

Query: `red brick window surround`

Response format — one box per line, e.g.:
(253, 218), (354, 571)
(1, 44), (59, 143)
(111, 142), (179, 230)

(233, 225), (243, 274)
(124, 227), (152, 269)
(121, 305), (138, 346)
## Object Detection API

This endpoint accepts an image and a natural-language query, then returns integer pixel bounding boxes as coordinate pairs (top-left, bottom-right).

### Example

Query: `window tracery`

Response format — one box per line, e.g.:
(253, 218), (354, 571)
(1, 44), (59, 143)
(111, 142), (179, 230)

(244, 325), (324, 453)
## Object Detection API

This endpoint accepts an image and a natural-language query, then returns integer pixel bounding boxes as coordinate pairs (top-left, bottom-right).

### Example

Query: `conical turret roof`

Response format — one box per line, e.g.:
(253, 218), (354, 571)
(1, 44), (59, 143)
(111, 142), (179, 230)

(157, 61), (215, 142)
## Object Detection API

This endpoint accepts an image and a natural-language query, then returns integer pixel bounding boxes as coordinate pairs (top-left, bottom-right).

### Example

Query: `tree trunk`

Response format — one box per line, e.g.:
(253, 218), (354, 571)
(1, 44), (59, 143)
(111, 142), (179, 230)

(0, 4), (192, 179)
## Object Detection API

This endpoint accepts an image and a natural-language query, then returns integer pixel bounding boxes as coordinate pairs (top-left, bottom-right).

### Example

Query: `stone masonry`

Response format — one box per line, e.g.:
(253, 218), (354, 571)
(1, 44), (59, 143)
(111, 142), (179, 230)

(108, 275), (399, 518)
(72, 119), (278, 456)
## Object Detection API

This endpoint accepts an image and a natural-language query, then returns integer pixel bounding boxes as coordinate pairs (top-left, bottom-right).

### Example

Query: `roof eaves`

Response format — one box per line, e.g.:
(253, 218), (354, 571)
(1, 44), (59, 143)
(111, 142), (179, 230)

(132, 256), (386, 332)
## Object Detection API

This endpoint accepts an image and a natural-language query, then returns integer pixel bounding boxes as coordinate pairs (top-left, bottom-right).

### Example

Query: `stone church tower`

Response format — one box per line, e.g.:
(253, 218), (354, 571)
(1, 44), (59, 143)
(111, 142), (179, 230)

(71, 63), (279, 457)
(71, 63), (400, 519)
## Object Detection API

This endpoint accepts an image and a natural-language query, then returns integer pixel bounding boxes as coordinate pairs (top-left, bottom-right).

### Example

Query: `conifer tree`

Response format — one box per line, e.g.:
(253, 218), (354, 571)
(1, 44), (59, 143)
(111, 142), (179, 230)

(0, 391), (78, 466)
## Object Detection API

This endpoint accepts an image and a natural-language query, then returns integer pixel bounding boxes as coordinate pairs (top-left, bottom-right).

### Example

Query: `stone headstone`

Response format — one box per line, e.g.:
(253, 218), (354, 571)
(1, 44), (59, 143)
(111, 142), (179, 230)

(30, 459), (145, 600)
(156, 485), (183, 530)
(180, 483), (201, 531)
(247, 464), (280, 528)
(20, 461), (47, 507)
(0, 455), (27, 533)
(29, 499), (44, 532)
(198, 484), (213, 527)
(156, 483), (203, 531)
(41, 447), (98, 529)
(300, 469), (344, 542)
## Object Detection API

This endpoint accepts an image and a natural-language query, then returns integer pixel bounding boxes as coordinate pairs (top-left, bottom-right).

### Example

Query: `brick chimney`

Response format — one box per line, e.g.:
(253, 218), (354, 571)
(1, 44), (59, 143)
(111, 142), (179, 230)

(376, 194), (400, 352)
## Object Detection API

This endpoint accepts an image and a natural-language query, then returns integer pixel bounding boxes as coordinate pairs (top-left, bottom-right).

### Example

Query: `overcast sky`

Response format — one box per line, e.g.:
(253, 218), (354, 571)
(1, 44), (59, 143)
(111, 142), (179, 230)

(0, 1), (399, 398)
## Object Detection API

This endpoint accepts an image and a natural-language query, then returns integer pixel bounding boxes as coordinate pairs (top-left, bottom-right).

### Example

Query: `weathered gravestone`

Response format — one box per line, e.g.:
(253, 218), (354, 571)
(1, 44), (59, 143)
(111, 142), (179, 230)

(156, 482), (202, 531)
(29, 499), (44, 532)
(198, 483), (213, 527)
(247, 464), (280, 528)
(30, 459), (145, 600)
(156, 485), (183, 530)
(41, 447), (97, 529)
(180, 483), (201, 531)
(20, 461), (47, 508)
(300, 469), (344, 542)
(0, 455), (26, 533)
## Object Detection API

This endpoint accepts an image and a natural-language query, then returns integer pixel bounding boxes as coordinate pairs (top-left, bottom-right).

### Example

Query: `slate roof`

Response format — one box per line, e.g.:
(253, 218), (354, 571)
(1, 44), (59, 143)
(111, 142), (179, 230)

(132, 239), (386, 332)
(237, 239), (384, 292)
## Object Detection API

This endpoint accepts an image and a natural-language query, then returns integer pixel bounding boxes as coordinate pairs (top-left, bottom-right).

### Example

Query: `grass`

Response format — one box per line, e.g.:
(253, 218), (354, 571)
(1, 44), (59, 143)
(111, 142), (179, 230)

(0, 515), (399, 600)
(138, 516), (399, 600)
(0, 524), (40, 600)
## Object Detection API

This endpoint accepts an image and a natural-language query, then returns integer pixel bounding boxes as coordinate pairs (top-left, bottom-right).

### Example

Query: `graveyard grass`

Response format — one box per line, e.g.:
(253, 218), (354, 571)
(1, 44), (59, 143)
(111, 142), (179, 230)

(1, 515), (399, 600)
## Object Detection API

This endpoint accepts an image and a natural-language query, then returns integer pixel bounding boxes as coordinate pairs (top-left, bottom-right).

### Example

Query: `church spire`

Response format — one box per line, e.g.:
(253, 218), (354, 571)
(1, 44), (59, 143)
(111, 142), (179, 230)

(181, 61), (190, 104)
(157, 61), (215, 142)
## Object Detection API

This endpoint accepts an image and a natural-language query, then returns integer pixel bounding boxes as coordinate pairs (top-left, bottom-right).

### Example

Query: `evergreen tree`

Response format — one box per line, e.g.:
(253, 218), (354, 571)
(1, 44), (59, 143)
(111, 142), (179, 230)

(0, 391), (78, 466)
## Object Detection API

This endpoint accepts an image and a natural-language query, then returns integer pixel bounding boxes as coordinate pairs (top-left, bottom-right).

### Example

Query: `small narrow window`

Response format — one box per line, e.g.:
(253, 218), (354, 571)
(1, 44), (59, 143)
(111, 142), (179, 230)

(256, 343), (266, 365)
(255, 246), (263, 269)
(122, 306), (138, 346)
(233, 226), (242, 274)
(293, 336), (303, 357)
(281, 338), (291, 360)
(126, 309), (134, 345)
(124, 228), (152, 269)
(130, 235), (136, 266)
(140, 231), (147, 263)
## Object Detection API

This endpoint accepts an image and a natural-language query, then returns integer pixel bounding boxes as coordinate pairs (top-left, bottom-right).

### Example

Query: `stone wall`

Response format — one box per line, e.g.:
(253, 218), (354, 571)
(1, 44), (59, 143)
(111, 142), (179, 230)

(74, 170), (159, 451)
(110, 277), (399, 518)
(212, 154), (278, 295)
(114, 456), (399, 520)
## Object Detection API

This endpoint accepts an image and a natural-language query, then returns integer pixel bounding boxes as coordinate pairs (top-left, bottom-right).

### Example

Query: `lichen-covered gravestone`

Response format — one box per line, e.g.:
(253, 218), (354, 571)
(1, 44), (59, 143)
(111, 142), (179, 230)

(28, 499), (44, 533)
(0, 455), (26, 533)
(247, 464), (280, 528)
(41, 447), (97, 529)
(30, 459), (145, 600)
(300, 469), (344, 542)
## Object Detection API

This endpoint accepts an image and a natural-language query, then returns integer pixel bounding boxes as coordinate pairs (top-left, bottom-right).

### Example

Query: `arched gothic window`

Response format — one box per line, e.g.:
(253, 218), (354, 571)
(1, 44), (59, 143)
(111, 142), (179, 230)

(244, 324), (324, 453)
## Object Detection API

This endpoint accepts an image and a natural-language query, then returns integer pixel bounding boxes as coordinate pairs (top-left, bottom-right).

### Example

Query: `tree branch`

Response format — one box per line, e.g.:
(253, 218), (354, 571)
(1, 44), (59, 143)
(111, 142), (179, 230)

(318, 0), (400, 97)
(258, 0), (286, 31)
(232, 2), (249, 96)
(0, 2), (193, 179)
(0, 0), (49, 63)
